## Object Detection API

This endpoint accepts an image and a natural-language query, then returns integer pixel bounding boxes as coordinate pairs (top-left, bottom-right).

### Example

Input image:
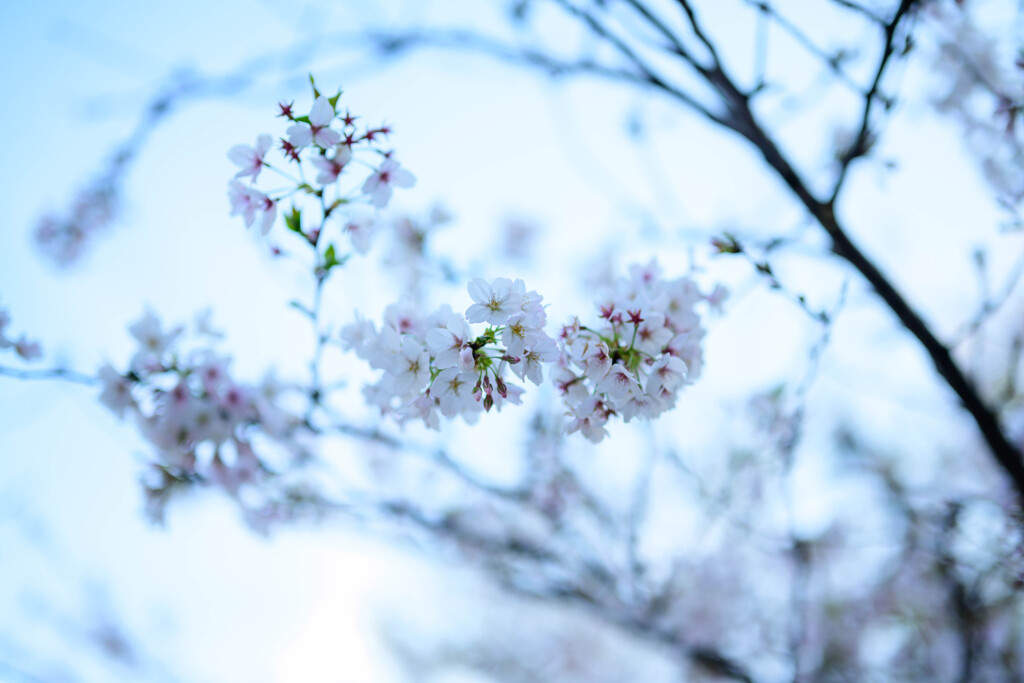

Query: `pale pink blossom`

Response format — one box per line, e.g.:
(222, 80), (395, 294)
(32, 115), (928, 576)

(228, 181), (277, 235)
(511, 335), (558, 386)
(646, 355), (687, 396)
(400, 393), (441, 430)
(286, 96), (341, 148)
(14, 336), (42, 361)
(388, 337), (431, 396)
(501, 314), (532, 359)
(705, 284), (729, 313)
(466, 277), (523, 325)
(194, 353), (232, 394)
(425, 314), (473, 369)
(340, 314), (376, 354)
(227, 134), (272, 181)
(341, 214), (375, 254)
(580, 339), (612, 380)
(362, 159), (416, 208)
(98, 364), (136, 419)
(633, 312), (674, 355)
(565, 396), (610, 443)
(432, 368), (477, 418)
(128, 311), (182, 371)
(311, 144), (353, 184)
(595, 363), (642, 402)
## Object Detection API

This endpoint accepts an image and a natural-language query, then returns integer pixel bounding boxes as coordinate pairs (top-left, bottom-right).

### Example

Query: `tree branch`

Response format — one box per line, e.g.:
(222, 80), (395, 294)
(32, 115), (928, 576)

(830, 0), (917, 200)
(543, 0), (1024, 499)
(0, 365), (97, 385)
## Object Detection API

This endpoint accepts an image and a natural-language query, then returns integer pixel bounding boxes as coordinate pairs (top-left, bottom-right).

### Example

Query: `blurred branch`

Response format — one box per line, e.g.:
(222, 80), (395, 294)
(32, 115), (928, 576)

(634, 0), (1024, 501)
(829, 0), (916, 200)
(743, 0), (865, 95)
(953, 244), (1024, 347)
(0, 365), (97, 386)
(827, 0), (886, 26)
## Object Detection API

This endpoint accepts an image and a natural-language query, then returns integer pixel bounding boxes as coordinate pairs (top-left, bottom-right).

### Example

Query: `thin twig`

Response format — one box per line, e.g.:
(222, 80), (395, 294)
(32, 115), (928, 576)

(0, 365), (97, 386)
(830, 0), (918, 201)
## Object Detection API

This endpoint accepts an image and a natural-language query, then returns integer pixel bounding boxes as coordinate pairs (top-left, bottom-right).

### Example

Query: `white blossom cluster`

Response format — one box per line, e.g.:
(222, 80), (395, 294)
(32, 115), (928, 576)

(344, 263), (722, 441)
(342, 277), (557, 428)
(97, 311), (305, 519)
(0, 303), (42, 361)
(226, 83), (415, 252)
(555, 260), (721, 443)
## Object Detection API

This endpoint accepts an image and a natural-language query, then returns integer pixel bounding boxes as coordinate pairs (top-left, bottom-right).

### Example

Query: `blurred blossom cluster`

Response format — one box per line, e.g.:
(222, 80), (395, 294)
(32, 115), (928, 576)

(34, 173), (120, 267)
(97, 310), (312, 526)
(0, 301), (43, 361)
(928, 1), (1024, 219)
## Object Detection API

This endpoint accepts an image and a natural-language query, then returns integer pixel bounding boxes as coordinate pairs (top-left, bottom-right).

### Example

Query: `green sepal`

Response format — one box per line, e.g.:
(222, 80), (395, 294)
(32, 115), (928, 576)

(328, 88), (344, 110)
(285, 206), (302, 233)
(323, 243), (349, 273)
(325, 198), (349, 216)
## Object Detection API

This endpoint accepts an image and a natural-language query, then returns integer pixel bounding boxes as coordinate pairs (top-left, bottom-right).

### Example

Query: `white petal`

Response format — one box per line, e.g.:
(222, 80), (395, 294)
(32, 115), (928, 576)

(309, 96), (335, 126)
(315, 128), (341, 148)
(255, 134), (272, 156)
(287, 123), (312, 147)
(391, 167), (416, 188)
(467, 278), (489, 304)
(227, 144), (252, 167)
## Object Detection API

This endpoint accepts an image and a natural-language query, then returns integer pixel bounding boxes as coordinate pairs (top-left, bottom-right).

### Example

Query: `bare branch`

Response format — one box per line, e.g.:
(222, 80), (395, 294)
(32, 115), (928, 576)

(550, 0), (729, 125)
(0, 365), (97, 386)
(674, 0), (725, 68)
(744, 0), (867, 95)
(830, 0), (919, 201)
(828, 0), (887, 26)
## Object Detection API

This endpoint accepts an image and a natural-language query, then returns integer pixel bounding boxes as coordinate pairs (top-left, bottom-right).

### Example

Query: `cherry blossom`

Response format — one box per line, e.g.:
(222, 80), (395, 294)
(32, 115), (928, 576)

(225, 87), (414, 252)
(227, 134), (272, 181)
(466, 277), (523, 325)
(94, 310), (309, 523)
(97, 363), (136, 420)
(310, 143), (352, 184)
(286, 96), (341, 149)
(433, 368), (479, 418)
(425, 313), (473, 369)
(13, 336), (42, 362)
(362, 158), (416, 208)
(228, 181), (277, 235)
(553, 261), (717, 441)
(343, 277), (556, 428)
(128, 310), (183, 371)
(0, 305), (43, 362)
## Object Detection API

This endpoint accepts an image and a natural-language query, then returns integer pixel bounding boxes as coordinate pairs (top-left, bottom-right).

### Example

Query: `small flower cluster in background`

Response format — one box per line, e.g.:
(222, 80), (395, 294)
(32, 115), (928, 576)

(34, 176), (120, 267)
(227, 78), (415, 255)
(342, 277), (556, 428)
(0, 302), (43, 362)
(97, 310), (309, 525)
(556, 261), (722, 443)
(928, 3), (1024, 223)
